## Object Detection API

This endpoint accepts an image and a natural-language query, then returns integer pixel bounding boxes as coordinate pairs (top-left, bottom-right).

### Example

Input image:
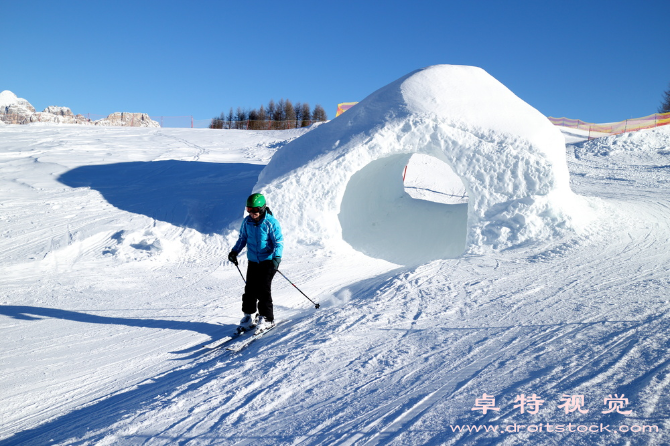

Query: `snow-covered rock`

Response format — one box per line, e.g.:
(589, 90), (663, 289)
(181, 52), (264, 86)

(43, 105), (74, 117)
(0, 90), (158, 127)
(255, 65), (593, 265)
(30, 106), (90, 124)
(0, 90), (36, 124)
(94, 112), (160, 128)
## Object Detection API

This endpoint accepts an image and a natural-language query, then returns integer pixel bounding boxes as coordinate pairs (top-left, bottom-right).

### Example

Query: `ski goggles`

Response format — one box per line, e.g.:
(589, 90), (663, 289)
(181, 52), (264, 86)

(246, 206), (263, 214)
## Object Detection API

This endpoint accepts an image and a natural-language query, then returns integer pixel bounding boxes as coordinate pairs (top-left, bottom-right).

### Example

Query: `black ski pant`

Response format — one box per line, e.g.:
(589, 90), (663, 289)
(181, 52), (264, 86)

(242, 260), (276, 321)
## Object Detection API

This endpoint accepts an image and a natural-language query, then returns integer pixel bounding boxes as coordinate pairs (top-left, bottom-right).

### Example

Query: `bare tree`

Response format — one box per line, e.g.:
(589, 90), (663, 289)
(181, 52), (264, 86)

(210, 111), (226, 129)
(258, 104), (267, 129)
(248, 108), (259, 130)
(312, 104), (327, 122)
(301, 103), (311, 127)
(285, 99), (296, 129)
(235, 107), (247, 129)
(660, 83), (670, 113)
(274, 99), (285, 123)
(267, 99), (276, 128)
(227, 108), (234, 129)
(294, 102), (302, 128)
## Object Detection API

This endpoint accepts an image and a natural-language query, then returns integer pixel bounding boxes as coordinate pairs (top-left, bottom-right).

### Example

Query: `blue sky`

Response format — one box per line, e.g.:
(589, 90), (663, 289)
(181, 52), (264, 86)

(2, 0), (668, 124)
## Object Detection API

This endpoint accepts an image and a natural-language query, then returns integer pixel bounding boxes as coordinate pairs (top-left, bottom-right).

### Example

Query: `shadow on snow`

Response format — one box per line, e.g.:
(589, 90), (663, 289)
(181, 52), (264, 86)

(57, 160), (264, 234)
(0, 305), (230, 341)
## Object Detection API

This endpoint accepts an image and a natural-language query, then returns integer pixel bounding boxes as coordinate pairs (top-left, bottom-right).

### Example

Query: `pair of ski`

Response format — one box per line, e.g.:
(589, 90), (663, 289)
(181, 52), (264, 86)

(199, 321), (280, 354)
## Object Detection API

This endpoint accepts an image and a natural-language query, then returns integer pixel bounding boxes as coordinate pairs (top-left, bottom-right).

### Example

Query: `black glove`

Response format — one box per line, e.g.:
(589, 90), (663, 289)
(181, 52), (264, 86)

(272, 256), (281, 270)
(228, 251), (238, 266)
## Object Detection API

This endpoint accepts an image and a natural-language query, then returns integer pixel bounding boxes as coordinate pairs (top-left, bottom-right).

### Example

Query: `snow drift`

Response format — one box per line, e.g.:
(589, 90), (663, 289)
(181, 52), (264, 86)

(575, 125), (670, 165)
(255, 65), (588, 265)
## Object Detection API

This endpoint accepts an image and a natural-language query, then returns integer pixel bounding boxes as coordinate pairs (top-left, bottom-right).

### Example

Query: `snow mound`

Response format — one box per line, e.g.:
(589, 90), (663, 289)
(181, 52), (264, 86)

(574, 126), (670, 164)
(255, 65), (590, 265)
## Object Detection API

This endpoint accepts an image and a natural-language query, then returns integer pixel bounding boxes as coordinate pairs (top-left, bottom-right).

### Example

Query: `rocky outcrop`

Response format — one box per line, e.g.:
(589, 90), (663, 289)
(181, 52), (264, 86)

(0, 90), (36, 124)
(42, 105), (74, 116)
(0, 90), (160, 127)
(93, 112), (160, 128)
(30, 106), (90, 124)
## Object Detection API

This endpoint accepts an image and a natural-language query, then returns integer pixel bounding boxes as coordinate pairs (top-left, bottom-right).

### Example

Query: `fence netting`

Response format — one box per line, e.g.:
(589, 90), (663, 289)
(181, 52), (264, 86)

(549, 112), (670, 140)
(77, 114), (203, 128)
(208, 120), (318, 130)
(68, 114), (322, 129)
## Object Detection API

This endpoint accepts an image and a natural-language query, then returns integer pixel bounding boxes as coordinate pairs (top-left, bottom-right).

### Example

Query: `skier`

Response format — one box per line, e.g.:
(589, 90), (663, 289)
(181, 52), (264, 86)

(228, 193), (283, 334)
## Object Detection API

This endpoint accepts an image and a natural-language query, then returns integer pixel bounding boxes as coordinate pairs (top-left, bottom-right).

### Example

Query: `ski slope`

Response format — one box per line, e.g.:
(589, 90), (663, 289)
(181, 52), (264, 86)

(1, 120), (670, 445)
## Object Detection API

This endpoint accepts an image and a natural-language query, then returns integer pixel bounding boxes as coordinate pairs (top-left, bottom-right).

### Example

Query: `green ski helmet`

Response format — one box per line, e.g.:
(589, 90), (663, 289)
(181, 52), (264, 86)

(246, 193), (266, 209)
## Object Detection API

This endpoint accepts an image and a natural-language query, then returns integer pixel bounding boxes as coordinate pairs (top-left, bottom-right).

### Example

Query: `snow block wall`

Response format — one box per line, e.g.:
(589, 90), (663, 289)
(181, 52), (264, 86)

(255, 65), (583, 265)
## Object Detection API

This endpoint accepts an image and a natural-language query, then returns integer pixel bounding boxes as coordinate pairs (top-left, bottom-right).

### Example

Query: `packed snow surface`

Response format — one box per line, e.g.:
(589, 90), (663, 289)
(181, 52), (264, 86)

(1, 122), (669, 445)
(2, 104), (670, 444)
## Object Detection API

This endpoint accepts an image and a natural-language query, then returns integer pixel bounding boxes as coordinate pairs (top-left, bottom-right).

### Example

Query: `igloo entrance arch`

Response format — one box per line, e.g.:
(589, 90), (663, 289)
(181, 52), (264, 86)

(338, 153), (468, 265)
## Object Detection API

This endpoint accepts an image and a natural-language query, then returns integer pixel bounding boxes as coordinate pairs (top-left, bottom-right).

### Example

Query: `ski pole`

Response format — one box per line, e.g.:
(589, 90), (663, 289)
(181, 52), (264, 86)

(234, 262), (246, 284)
(277, 270), (320, 309)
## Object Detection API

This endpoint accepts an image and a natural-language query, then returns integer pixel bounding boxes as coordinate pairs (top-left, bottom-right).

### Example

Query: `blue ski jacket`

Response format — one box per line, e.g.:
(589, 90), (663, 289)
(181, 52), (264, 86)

(232, 213), (284, 263)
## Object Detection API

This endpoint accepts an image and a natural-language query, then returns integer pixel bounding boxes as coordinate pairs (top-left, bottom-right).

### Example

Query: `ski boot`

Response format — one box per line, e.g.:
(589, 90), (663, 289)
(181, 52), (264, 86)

(237, 313), (258, 334)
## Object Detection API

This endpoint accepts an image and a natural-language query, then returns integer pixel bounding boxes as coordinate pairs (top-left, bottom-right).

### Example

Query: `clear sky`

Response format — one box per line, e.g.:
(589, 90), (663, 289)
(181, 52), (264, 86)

(2, 0), (668, 124)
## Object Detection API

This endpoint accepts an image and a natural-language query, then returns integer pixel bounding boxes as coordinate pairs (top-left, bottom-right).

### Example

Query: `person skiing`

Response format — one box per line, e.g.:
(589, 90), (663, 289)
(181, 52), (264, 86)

(228, 193), (283, 334)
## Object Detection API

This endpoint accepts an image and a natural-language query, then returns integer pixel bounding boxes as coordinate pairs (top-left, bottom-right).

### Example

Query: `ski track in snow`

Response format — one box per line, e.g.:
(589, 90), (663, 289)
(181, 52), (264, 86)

(1, 125), (670, 445)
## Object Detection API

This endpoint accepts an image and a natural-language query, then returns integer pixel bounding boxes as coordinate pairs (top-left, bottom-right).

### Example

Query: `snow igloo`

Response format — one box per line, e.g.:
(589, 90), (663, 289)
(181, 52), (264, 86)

(254, 65), (580, 266)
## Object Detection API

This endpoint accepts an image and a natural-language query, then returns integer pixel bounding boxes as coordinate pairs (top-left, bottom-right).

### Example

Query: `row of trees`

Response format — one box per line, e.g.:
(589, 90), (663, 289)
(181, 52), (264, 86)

(210, 99), (328, 130)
